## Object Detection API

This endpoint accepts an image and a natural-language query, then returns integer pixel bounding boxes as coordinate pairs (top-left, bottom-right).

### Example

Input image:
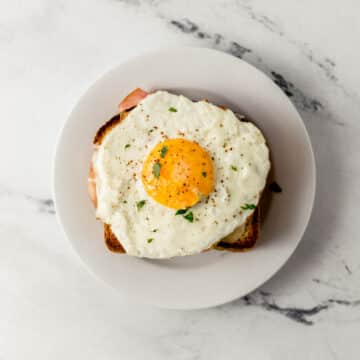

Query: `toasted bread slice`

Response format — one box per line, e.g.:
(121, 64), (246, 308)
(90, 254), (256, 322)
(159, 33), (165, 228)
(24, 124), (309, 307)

(94, 112), (127, 145)
(92, 109), (260, 254)
(103, 209), (259, 253)
(213, 206), (259, 251)
(104, 223), (125, 253)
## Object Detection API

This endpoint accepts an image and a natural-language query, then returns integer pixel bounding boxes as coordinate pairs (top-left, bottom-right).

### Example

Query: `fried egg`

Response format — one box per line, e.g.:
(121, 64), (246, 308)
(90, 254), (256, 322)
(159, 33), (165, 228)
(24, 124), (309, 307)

(93, 91), (270, 258)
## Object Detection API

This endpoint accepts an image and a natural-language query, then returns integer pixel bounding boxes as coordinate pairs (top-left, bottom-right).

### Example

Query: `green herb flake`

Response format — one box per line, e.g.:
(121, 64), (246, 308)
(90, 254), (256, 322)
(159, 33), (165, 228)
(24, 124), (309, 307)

(123, 200), (127, 204)
(160, 145), (168, 158)
(152, 229), (158, 233)
(148, 128), (154, 135)
(147, 238), (154, 243)
(153, 162), (161, 178)
(241, 203), (256, 210)
(175, 208), (188, 215)
(201, 171), (207, 177)
(231, 165), (238, 171)
(125, 144), (131, 149)
(168, 107), (177, 112)
(183, 212), (194, 223)
(136, 200), (146, 210)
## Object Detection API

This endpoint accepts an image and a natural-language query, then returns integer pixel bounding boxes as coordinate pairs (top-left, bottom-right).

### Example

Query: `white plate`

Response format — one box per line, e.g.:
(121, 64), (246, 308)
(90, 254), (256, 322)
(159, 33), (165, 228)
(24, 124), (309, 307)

(53, 47), (315, 309)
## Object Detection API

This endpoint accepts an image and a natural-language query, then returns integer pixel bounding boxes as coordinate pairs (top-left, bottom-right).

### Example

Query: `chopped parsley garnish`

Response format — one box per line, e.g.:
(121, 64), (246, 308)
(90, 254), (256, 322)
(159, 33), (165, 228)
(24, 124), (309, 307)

(168, 107), (177, 112)
(175, 208), (188, 215)
(148, 128), (154, 134)
(175, 208), (194, 222)
(123, 200), (127, 204)
(125, 144), (131, 149)
(136, 200), (146, 210)
(201, 171), (207, 177)
(160, 145), (168, 158)
(231, 165), (238, 171)
(183, 212), (194, 223)
(147, 238), (154, 243)
(241, 203), (256, 210)
(152, 229), (158, 233)
(153, 162), (161, 178)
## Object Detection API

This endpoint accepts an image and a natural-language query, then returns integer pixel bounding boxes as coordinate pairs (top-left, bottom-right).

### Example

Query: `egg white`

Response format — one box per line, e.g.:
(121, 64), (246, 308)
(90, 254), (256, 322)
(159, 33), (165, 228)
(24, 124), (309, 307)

(93, 91), (270, 258)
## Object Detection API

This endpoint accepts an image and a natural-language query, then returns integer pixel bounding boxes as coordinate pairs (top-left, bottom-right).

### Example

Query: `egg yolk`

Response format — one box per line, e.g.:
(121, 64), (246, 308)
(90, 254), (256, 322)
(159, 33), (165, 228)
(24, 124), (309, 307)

(141, 138), (215, 209)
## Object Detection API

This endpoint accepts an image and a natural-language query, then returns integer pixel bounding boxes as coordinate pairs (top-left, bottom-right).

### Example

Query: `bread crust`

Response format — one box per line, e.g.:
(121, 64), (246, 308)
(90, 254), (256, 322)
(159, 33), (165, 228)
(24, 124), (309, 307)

(93, 112), (129, 145)
(104, 223), (125, 253)
(212, 207), (259, 251)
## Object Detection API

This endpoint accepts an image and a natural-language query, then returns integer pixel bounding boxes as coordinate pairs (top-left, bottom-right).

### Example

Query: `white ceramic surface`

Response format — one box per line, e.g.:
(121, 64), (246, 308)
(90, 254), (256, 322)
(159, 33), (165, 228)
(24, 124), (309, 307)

(53, 48), (315, 309)
(2, 0), (360, 358)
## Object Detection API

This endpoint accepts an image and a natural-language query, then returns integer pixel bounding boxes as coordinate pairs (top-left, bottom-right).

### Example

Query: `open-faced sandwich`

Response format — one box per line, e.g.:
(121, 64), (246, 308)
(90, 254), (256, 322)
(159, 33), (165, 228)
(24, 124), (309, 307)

(88, 89), (270, 259)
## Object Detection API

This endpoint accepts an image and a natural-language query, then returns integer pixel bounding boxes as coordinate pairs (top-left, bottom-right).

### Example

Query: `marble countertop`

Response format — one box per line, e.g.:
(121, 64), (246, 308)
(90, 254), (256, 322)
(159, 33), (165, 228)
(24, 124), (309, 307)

(1, 0), (360, 358)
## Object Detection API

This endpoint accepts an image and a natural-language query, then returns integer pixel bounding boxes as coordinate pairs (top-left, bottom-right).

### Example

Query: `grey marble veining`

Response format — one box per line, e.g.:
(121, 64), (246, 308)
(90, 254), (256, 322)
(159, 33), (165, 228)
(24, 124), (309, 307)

(168, 17), (324, 113)
(1, 0), (360, 359)
(241, 290), (360, 326)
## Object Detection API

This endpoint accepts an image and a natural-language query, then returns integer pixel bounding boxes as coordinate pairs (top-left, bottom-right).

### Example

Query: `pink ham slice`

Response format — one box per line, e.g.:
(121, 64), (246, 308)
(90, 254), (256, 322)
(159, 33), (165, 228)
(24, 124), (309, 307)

(118, 88), (148, 112)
